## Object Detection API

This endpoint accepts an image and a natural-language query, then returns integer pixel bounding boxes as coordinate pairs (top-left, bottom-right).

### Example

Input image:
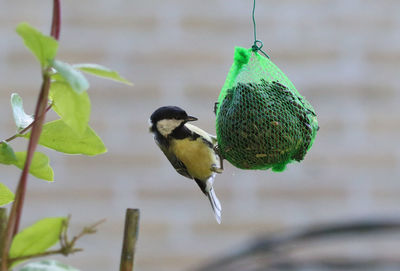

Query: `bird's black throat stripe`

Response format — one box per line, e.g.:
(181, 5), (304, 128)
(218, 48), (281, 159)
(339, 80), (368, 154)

(153, 123), (213, 149)
(171, 124), (199, 140)
(172, 125), (214, 149)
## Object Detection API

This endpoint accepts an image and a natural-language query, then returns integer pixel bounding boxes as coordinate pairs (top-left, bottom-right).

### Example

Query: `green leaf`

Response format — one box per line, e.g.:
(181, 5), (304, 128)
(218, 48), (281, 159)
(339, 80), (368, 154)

(25, 120), (106, 156)
(16, 22), (58, 68)
(74, 63), (133, 85)
(0, 182), (14, 206)
(14, 152), (54, 182)
(10, 218), (66, 267)
(0, 145), (53, 181)
(19, 260), (80, 271)
(10, 93), (34, 130)
(0, 141), (18, 165)
(49, 81), (91, 135)
(50, 73), (66, 82)
(51, 60), (89, 93)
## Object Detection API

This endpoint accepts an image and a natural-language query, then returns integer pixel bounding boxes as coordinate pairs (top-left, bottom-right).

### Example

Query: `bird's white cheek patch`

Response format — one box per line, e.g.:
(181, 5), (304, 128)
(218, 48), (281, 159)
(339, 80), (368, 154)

(156, 119), (183, 137)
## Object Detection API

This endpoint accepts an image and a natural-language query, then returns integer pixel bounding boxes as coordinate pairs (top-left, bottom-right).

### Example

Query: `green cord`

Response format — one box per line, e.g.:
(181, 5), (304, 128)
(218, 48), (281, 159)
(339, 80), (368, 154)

(251, 0), (270, 59)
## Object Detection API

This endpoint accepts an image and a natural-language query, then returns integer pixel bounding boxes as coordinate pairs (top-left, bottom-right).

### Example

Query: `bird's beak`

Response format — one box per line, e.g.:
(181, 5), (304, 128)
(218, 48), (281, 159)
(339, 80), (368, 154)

(186, 116), (198, 122)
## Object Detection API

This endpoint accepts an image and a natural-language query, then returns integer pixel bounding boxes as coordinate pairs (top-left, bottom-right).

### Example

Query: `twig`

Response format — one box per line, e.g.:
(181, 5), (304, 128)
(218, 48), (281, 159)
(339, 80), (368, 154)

(68, 218), (106, 249)
(120, 209), (140, 271)
(3, 103), (53, 143)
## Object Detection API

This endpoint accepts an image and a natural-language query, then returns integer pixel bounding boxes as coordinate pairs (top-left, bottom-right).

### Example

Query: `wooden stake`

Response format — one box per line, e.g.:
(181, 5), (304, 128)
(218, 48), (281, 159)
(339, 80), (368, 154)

(120, 209), (140, 271)
(0, 208), (7, 258)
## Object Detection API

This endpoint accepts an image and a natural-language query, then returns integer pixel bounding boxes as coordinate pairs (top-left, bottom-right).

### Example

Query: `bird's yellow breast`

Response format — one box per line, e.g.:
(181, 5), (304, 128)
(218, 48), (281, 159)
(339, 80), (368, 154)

(171, 137), (217, 180)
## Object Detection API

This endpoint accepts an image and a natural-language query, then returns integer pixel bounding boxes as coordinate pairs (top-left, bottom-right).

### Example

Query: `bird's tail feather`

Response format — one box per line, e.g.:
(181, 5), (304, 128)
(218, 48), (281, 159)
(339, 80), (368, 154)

(207, 187), (222, 224)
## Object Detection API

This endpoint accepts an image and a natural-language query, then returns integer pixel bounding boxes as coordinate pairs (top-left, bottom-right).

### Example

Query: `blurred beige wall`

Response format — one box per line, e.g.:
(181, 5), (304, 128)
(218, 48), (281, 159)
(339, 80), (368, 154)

(0, 0), (399, 270)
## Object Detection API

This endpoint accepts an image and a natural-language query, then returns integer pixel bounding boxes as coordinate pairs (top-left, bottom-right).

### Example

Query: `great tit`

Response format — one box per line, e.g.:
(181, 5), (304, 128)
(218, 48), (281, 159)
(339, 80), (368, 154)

(150, 106), (223, 224)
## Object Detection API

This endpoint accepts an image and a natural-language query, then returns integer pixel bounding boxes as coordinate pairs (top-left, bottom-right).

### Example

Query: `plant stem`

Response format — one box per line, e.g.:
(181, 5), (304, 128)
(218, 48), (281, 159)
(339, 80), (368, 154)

(14, 74), (51, 235)
(0, 1), (61, 269)
(120, 209), (140, 271)
(1, 73), (51, 270)
(50, 0), (61, 40)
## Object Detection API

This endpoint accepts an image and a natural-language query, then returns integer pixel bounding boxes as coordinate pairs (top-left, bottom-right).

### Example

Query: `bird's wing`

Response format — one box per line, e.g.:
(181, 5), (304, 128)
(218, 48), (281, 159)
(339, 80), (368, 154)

(156, 140), (192, 179)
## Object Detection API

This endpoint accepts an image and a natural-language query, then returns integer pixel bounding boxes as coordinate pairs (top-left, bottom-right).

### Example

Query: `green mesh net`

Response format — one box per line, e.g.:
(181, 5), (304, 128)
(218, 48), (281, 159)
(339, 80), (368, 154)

(215, 47), (318, 171)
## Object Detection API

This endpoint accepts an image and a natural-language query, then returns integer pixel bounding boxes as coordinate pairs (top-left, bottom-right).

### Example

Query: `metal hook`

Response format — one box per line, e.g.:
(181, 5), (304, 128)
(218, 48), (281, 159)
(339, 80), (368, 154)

(252, 40), (264, 51)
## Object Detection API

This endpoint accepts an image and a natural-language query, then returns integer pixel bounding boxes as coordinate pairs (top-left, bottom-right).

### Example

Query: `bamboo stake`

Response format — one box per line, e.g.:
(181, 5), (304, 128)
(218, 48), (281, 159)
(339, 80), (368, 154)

(0, 208), (7, 258)
(120, 209), (140, 271)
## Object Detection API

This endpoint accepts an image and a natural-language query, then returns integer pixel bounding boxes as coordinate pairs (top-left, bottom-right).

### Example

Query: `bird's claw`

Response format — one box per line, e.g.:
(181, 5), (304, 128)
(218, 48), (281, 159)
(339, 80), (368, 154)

(211, 165), (223, 174)
(213, 145), (224, 171)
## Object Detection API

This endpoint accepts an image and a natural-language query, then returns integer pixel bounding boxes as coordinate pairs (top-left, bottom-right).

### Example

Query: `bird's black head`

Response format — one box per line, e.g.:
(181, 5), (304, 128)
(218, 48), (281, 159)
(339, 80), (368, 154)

(149, 106), (197, 136)
(150, 106), (190, 123)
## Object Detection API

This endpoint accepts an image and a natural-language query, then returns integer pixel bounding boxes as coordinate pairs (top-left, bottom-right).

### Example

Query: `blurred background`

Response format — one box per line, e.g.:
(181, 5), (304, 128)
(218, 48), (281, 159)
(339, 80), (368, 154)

(0, 0), (400, 270)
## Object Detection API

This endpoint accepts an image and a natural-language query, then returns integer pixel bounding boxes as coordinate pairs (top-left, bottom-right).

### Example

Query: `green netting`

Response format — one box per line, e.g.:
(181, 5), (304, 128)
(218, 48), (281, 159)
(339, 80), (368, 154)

(215, 47), (318, 171)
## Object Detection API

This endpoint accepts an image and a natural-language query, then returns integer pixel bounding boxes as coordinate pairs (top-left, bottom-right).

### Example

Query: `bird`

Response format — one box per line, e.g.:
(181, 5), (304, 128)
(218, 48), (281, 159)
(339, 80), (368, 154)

(149, 106), (223, 223)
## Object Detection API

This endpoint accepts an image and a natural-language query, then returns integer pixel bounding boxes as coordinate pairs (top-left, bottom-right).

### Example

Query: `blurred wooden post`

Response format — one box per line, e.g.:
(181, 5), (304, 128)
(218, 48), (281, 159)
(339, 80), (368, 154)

(0, 208), (7, 259)
(120, 208), (140, 271)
